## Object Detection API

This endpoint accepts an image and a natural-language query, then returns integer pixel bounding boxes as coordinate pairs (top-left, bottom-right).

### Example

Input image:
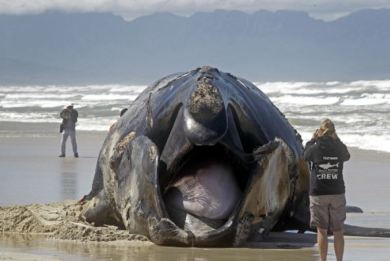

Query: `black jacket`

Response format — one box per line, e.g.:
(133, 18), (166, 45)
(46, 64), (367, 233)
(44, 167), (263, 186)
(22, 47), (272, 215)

(304, 136), (350, 196)
(60, 108), (78, 130)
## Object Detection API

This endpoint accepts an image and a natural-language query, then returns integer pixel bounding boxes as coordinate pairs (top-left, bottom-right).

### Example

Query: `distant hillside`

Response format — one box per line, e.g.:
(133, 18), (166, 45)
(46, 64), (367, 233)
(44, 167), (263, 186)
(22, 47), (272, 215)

(1, 9), (390, 84)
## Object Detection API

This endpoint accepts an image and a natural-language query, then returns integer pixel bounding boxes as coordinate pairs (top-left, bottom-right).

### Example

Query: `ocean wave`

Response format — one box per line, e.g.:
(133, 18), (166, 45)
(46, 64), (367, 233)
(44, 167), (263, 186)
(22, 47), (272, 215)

(1, 81), (389, 154)
(271, 96), (340, 106)
(0, 100), (72, 108)
(255, 82), (375, 97)
(81, 94), (138, 101)
(0, 112), (58, 122)
(340, 134), (390, 153)
(341, 94), (390, 106)
(325, 81), (341, 86)
(299, 131), (390, 153)
(255, 81), (314, 95)
(4, 93), (78, 99)
(350, 80), (390, 89)
(108, 85), (147, 93)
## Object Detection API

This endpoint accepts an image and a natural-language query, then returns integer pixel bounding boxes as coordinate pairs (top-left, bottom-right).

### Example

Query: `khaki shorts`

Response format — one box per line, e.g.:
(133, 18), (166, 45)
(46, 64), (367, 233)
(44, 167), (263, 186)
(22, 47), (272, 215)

(310, 194), (346, 232)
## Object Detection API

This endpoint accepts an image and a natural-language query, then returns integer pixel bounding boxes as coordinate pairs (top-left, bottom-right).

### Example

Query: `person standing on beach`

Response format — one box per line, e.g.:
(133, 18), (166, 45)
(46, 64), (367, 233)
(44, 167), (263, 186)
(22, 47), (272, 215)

(304, 119), (350, 261)
(59, 104), (79, 158)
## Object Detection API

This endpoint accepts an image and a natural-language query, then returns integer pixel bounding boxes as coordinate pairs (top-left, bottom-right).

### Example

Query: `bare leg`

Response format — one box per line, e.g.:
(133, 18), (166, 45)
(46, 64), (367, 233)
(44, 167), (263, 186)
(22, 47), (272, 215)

(317, 227), (328, 261)
(333, 230), (344, 261)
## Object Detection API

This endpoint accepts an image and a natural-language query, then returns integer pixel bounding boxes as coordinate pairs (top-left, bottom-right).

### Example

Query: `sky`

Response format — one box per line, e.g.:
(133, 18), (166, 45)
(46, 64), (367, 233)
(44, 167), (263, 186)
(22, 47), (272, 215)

(0, 0), (389, 20)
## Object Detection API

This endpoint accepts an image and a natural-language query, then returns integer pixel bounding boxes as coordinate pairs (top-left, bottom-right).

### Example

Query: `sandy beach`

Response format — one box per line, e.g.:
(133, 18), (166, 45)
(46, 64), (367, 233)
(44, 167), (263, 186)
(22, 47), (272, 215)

(1, 121), (390, 260)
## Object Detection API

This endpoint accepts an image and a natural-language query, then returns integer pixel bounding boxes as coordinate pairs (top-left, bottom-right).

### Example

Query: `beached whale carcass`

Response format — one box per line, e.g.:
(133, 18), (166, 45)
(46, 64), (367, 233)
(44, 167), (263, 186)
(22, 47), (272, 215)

(82, 66), (312, 246)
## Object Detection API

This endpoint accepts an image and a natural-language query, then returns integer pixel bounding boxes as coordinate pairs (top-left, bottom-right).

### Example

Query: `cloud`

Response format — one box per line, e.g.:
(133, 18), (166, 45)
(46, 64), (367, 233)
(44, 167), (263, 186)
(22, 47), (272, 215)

(0, 0), (389, 20)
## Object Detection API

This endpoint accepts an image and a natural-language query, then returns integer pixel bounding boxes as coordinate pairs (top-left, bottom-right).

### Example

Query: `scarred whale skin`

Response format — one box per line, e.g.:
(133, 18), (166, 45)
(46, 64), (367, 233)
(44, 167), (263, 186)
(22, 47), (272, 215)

(82, 66), (313, 246)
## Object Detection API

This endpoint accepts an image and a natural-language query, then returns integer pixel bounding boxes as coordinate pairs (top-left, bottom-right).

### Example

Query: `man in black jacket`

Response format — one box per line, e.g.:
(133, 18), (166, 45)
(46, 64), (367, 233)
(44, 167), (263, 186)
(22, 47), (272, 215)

(304, 119), (350, 261)
(59, 104), (79, 158)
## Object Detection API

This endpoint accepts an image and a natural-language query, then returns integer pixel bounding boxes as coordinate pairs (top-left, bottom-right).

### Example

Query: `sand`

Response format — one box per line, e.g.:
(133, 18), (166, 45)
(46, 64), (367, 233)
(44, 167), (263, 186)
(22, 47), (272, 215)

(1, 122), (390, 260)
(0, 200), (147, 242)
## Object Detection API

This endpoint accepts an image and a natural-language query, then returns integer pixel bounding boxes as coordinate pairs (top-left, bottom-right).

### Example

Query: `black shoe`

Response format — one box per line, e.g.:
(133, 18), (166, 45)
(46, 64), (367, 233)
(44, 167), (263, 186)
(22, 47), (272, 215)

(74, 153), (79, 158)
(58, 154), (65, 157)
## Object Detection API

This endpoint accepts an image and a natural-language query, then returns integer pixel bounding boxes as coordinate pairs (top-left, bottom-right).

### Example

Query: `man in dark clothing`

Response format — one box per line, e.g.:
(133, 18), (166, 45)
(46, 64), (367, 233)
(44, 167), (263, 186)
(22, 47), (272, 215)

(304, 119), (350, 261)
(59, 104), (79, 158)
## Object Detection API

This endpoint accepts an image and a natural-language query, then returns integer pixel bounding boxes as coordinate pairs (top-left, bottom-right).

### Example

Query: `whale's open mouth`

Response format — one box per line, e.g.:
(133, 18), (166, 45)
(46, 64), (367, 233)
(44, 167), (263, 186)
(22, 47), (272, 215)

(160, 144), (251, 236)
(83, 66), (310, 247)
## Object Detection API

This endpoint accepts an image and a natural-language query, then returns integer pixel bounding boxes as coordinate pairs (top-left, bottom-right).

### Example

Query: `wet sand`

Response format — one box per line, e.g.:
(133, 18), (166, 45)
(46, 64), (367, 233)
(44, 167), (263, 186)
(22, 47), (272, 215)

(0, 233), (319, 261)
(1, 122), (390, 260)
(0, 122), (105, 205)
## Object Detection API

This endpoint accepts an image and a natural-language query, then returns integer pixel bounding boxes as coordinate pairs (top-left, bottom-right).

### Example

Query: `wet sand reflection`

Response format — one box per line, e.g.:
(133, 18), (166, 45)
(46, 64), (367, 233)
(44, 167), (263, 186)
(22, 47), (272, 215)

(59, 160), (78, 201)
(0, 234), (317, 261)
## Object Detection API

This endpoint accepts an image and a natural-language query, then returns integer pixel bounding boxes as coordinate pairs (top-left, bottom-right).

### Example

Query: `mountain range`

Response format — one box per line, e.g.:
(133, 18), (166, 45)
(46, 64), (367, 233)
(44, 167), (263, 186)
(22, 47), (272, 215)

(1, 9), (389, 84)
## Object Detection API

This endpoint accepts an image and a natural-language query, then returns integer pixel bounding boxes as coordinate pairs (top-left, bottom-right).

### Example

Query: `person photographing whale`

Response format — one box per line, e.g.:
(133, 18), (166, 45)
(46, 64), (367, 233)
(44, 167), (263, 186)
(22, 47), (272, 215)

(304, 119), (350, 261)
(59, 104), (79, 158)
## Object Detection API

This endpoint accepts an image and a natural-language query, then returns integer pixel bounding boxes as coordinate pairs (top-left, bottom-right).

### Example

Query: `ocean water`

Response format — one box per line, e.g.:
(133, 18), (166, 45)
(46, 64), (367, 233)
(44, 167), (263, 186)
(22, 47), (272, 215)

(0, 80), (389, 153)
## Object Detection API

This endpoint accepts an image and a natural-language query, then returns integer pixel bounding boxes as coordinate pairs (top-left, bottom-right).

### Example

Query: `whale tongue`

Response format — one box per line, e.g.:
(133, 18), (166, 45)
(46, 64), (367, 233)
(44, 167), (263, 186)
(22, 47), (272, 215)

(164, 161), (241, 231)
